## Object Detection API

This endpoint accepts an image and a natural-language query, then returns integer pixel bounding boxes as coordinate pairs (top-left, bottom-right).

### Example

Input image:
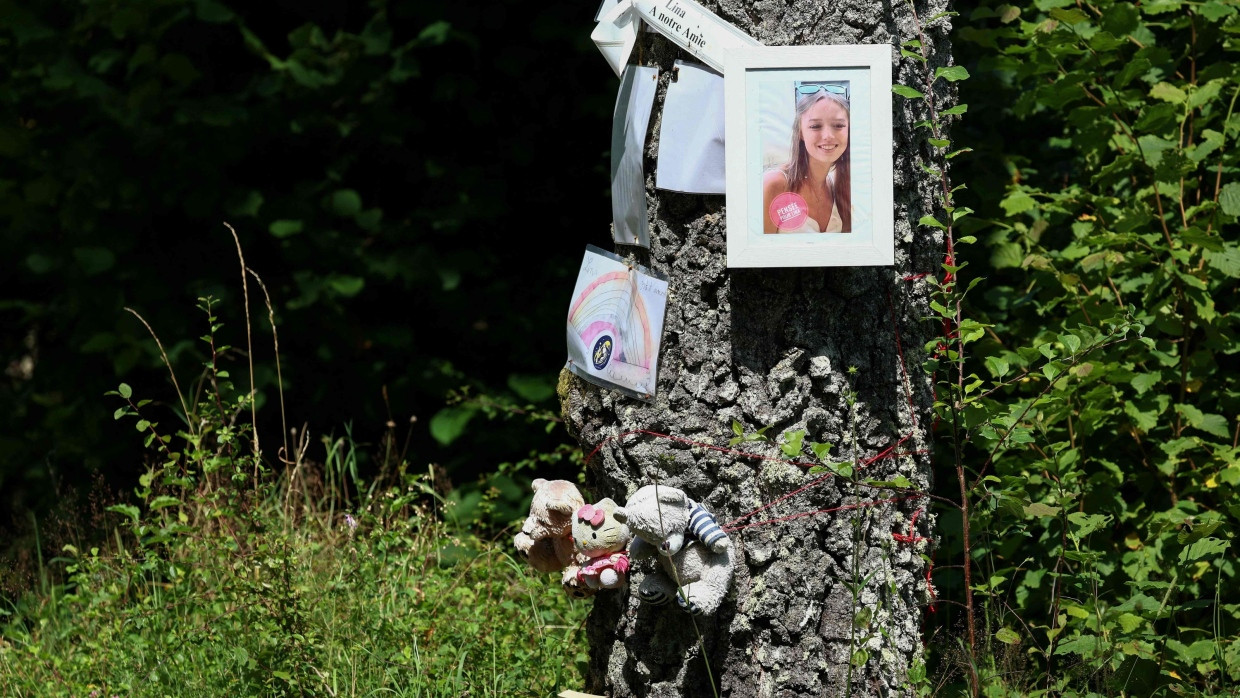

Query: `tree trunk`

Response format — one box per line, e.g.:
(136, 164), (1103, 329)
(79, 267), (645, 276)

(560, 2), (952, 695)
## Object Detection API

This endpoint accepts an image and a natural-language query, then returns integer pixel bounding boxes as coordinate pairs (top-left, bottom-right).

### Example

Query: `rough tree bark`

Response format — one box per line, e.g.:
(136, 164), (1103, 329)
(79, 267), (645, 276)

(559, 1), (953, 695)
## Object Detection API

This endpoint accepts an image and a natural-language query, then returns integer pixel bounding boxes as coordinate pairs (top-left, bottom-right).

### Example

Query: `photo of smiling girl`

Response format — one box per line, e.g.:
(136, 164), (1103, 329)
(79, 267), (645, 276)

(760, 81), (851, 234)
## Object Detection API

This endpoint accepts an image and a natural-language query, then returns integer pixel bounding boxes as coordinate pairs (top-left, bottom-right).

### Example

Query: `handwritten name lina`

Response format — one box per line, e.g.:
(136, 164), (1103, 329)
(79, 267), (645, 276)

(647, 0), (707, 50)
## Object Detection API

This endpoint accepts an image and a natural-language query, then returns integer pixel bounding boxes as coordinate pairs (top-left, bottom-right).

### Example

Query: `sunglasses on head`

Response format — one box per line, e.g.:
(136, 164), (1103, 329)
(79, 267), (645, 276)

(797, 83), (847, 96)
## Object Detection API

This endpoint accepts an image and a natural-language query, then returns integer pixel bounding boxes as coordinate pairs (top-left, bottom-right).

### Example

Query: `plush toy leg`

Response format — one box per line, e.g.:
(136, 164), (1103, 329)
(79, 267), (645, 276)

(675, 580), (721, 616)
(638, 573), (675, 606)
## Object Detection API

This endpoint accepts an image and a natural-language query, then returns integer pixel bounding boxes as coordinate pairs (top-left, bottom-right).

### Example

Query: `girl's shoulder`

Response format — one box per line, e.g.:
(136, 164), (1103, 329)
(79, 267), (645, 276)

(762, 168), (791, 189)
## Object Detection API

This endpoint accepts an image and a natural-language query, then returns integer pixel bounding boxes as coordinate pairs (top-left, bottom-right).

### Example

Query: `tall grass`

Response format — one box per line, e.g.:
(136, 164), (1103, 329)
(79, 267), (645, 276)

(0, 231), (587, 696)
(0, 481), (587, 697)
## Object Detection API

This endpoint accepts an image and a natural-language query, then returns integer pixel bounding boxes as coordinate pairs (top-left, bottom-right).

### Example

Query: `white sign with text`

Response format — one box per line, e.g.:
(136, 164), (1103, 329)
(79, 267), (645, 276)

(592, 0), (760, 76)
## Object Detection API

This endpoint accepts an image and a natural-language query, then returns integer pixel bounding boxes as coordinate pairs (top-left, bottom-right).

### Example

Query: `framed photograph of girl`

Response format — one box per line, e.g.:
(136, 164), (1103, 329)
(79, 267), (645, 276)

(723, 44), (894, 268)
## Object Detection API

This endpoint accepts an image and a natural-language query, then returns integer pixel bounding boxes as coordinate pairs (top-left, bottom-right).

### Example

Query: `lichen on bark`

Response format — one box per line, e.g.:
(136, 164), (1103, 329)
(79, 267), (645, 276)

(559, 1), (953, 695)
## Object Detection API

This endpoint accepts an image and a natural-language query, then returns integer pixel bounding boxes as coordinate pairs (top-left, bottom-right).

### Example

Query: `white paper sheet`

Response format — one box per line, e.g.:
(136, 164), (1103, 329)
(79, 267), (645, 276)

(610, 65), (659, 247)
(566, 245), (669, 401)
(656, 60), (726, 194)
(591, 0), (639, 78)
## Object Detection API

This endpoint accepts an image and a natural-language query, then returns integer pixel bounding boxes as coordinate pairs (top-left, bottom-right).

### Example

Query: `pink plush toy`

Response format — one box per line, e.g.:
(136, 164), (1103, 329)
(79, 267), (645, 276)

(572, 498), (632, 590)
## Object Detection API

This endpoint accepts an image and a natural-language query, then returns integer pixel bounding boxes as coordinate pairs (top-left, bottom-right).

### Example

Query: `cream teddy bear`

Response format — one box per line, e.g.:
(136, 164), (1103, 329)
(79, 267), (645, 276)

(512, 478), (596, 598)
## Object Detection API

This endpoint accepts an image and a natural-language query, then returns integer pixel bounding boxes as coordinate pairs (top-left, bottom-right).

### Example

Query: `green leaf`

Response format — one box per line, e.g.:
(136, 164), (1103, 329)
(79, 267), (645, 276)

(1178, 537), (1229, 562)
(867, 475), (913, 488)
(149, 495), (182, 510)
(1101, 2), (1138, 33)
(1180, 228), (1222, 251)
(118, 383), (133, 399)
(1066, 512), (1110, 538)
(1049, 7), (1089, 23)
(429, 406), (475, 446)
(1117, 613), (1144, 633)
(1113, 58), (1151, 89)
(1149, 82), (1187, 104)
(1183, 639), (1219, 661)
(934, 66), (970, 82)
(1055, 635), (1101, 656)
(194, 0), (235, 23)
(226, 190), (262, 218)
(1219, 182), (1240, 216)
(908, 659), (926, 683)
(928, 138), (949, 147)
(1057, 333), (1081, 354)
(732, 420), (744, 437)
(958, 319), (986, 344)
(269, 219), (304, 238)
(985, 356), (1010, 378)
(1205, 245), (1240, 278)
(416, 21), (452, 45)
(1124, 401), (1158, 432)
(73, 247), (116, 276)
(1025, 502), (1061, 517)
(781, 429), (805, 458)
(919, 215), (946, 229)
(995, 627), (1021, 645)
(1199, 1), (1237, 20)
(25, 254), (55, 274)
(1176, 404), (1231, 438)
(329, 276), (365, 297)
(329, 189), (363, 217)
(106, 504), (140, 524)
(810, 442), (833, 461)
(1142, 0), (1183, 14)
(1000, 191), (1037, 216)
(991, 242), (1023, 269)
(892, 85), (924, 99)
(1042, 362), (1064, 381)
(1131, 373), (1159, 394)
(941, 104), (968, 116)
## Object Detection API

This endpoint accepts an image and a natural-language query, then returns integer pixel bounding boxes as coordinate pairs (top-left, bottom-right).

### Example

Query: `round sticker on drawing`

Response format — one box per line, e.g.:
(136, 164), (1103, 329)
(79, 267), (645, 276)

(769, 192), (808, 231)
(592, 335), (613, 370)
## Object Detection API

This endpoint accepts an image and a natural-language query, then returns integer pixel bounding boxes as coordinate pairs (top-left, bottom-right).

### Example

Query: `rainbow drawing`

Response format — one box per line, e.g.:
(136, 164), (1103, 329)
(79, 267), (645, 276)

(565, 247), (668, 400)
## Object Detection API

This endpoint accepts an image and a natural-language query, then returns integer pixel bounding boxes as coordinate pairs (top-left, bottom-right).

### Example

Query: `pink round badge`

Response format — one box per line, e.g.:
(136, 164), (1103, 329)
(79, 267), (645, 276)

(769, 192), (808, 231)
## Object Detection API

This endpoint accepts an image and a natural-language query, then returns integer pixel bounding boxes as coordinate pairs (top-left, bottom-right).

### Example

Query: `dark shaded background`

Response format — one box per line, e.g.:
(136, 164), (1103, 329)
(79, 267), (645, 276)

(1, 0), (614, 550)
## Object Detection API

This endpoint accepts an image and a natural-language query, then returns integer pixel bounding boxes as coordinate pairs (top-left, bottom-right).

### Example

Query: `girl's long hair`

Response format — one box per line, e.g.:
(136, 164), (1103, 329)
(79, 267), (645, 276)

(782, 91), (852, 232)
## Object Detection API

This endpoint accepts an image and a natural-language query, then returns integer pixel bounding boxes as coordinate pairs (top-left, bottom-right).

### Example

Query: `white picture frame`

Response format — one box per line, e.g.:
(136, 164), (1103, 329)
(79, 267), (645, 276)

(723, 45), (894, 268)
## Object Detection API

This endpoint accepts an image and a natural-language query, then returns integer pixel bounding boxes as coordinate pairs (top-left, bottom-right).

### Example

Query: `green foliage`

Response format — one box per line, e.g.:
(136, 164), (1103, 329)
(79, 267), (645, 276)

(0, 0), (602, 526)
(912, 0), (1240, 692)
(0, 500), (585, 697)
(0, 296), (586, 697)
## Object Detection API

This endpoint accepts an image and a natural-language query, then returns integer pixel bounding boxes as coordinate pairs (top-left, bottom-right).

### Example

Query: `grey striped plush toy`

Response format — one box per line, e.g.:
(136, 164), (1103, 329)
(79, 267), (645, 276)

(615, 485), (734, 615)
